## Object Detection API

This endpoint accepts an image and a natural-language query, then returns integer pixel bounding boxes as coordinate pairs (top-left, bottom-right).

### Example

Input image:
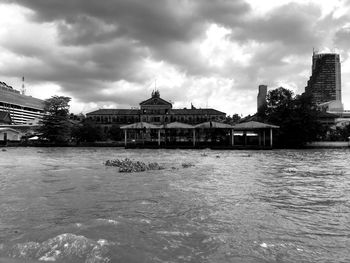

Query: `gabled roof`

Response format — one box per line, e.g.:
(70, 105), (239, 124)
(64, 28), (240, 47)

(120, 122), (161, 129)
(86, 109), (140, 115)
(0, 127), (20, 133)
(170, 108), (225, 115)
(233, 121), (279, 130)
(139, 96), (172, 107)
(195, 121), (233, 129)
(164, 122), (194, 129)
(0, 111), (12, 124)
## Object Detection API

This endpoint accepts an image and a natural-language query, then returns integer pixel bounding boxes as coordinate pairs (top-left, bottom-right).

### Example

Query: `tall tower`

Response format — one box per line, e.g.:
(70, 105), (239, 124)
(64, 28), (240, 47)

(21, 76), (26, 95)
(305, 52), (341, 105)
(257, 84), (267, 111)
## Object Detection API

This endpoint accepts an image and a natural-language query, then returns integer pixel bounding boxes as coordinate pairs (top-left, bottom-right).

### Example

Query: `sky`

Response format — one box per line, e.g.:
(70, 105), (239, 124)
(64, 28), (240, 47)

(1, 0), (350, 116)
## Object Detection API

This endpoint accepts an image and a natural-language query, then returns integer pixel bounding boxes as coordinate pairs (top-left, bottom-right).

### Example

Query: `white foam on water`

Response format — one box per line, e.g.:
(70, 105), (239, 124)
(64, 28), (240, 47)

(260, 242), (275, 248)
(97, 239), (109, 246)
(39, 250), (61, 261)
(284, 167), (298, 173)
(96, 219), (119, 225)
(7, 233), (112, 263)
(157, 231), (191, 237)
(139, 219), (151, 224)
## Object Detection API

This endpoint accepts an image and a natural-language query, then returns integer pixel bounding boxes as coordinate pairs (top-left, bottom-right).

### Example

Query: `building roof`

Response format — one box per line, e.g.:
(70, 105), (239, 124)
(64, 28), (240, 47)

(86, 108), (226, 116)
(233, 121), (279, 130)
(164, 122), (194, 129)
(86, 109), (140, 115)
(120, 122), (161, 129)
(140, 96), (172, 107)
(170, 108), (225, 115)
(0, 127), (20, 133)
(195, 121), (233, 129)
(0, 88), (44, 110)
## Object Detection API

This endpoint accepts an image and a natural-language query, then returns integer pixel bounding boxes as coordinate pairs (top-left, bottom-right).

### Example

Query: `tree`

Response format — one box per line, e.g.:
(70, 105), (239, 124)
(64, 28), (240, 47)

(264, 88), (323, 148)
(71, 120), (104, 143)
(224, 114), (241, 124)
(40, 96), (72, 144)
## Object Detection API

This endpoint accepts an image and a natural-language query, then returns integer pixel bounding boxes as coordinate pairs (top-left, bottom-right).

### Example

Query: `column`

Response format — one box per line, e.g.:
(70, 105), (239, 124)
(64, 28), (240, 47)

(158, 129), (161, 146)
(244, 131), (247, 146)
(263, 130), (266, 147)
(124, 129), (127, 147)
(193, 129), (196, 147)
(231, 129), (234, 146)
(258, 131), (261, 146)
(270, 128), (273, 147)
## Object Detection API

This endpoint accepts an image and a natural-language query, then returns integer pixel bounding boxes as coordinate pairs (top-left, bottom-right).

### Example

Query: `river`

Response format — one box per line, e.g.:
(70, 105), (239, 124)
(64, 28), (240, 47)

(0, 147), (349, 263)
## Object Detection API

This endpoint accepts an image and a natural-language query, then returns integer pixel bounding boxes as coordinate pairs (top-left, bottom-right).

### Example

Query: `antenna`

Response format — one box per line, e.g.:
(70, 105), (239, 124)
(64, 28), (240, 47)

(21, 76), (26, 95)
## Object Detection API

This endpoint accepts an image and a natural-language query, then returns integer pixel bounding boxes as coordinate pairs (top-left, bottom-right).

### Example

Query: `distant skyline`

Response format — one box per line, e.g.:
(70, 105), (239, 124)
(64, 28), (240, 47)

(1, 0), (350, 116)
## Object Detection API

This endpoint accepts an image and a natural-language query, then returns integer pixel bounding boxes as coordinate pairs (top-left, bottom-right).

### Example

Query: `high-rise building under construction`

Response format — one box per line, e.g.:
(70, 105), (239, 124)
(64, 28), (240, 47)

(305, 52), (341, 106)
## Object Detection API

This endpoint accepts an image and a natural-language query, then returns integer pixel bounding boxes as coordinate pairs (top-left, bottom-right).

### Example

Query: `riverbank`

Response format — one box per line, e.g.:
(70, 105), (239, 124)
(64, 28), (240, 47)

(1, 140), (350, 149)
(307, 141), (350, 148)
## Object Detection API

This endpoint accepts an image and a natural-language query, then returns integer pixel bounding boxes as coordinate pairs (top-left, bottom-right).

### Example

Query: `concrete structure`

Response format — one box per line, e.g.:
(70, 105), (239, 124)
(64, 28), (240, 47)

(305, 52), (342, 109)
(0, 81), (44, 124)
(257, 85), (267, 111)
(0, 127), (20, 142)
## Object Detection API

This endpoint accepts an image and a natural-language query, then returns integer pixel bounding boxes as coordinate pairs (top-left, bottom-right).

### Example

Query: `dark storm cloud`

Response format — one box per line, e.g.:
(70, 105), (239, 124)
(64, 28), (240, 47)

(3, 0), (251, 96)
(232, 3), (323, 53)
(2, 0), (349, 112)
(1, 37), (148, 83)
(8, 0), (202, 44)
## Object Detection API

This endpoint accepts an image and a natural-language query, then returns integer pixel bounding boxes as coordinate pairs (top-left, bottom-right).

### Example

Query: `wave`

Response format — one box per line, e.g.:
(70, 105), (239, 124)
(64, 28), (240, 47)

(3, 233), (112, 263)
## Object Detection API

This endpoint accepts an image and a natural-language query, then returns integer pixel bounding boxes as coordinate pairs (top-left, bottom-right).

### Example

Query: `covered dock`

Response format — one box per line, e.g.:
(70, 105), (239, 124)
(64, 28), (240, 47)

(232, 121), (280, 148)
(120, 120), (279, 149)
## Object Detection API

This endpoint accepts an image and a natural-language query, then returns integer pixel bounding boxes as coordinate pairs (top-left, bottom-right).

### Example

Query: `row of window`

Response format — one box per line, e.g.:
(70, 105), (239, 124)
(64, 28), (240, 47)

(88, 115), (224, 124)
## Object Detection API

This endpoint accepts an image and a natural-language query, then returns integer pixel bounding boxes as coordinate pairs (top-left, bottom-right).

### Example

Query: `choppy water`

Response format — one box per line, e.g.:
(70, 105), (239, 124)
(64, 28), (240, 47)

(0, 147), (349, 263)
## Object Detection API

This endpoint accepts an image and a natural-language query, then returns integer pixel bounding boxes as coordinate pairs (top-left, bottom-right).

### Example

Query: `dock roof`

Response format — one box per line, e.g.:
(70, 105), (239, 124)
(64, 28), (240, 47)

(120, 122), (161, 129)
(233, 121), (279, 130)
(195, 121), (233, 129)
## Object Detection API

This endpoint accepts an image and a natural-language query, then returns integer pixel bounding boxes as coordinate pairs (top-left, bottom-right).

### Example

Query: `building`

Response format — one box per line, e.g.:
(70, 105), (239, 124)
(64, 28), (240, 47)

(0, 81), (44, 124)
(257, 84), (267, 111)
(0, 127), (21, 144)
(86, 90), (226, 138)
(305, 52), (342, 110)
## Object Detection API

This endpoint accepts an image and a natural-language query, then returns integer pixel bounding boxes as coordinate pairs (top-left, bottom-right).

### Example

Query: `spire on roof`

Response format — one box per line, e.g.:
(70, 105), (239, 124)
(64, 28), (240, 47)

(152, 90), (160, 98)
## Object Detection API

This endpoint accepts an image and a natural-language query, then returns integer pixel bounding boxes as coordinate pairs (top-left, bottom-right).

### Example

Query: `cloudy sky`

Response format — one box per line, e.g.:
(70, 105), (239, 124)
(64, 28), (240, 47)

(1, 0), (350, 116)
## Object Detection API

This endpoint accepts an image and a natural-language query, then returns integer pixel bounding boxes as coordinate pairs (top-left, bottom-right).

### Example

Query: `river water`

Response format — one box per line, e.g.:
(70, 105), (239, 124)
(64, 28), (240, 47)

(0, 147), (349, 263)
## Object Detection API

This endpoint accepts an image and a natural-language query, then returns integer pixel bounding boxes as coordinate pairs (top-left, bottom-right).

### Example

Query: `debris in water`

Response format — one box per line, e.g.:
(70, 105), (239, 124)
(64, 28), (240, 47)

(182, 163), (195, 168)
(105, 158), (164, 173)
